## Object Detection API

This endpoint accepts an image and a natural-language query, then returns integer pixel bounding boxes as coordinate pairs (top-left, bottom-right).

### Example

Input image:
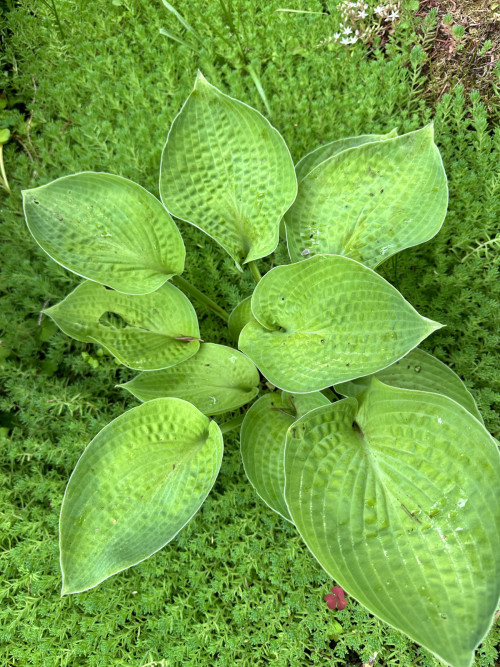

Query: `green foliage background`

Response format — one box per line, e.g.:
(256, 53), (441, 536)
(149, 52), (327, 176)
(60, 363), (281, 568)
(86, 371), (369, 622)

(0, 0), (498, 665)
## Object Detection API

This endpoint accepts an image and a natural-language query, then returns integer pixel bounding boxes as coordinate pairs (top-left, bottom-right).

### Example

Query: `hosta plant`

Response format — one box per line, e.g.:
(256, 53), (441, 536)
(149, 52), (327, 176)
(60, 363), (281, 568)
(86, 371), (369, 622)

(22, 73), (499, 667)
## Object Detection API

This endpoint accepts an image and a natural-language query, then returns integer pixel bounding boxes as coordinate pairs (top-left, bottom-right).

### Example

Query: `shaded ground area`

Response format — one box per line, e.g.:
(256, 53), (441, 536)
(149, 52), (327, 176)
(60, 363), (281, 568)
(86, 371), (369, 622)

(417, 0), (500, 107)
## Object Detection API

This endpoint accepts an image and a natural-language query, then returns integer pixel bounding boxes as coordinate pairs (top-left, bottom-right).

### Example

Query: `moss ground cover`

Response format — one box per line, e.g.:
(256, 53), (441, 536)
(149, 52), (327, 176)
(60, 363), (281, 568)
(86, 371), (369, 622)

(0, 1), (499, 664)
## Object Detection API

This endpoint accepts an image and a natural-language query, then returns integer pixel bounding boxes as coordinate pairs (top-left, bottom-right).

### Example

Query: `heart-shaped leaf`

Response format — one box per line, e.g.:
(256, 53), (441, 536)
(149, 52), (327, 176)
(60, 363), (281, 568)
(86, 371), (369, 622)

(239, 254), (441, 393)
(284, 380), (500, 667)
(22, 172), (185, 294)
(335, 347), (483, 422)
(159, 72), (297, 266)
(295, 129), (397, 183)
(119, 343), (260, 415)
(60, 398), (223, 594)
(46, 280), (200, 370)
(240, 390), (329, 522)
(285, 126), (448, 268)
(228, 296), (253, 342)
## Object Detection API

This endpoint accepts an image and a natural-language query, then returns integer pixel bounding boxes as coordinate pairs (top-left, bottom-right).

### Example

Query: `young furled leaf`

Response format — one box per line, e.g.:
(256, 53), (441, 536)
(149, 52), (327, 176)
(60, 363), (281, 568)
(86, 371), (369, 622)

(160, 72), (297, 267)
(228, 296), (254, 342)
(240, 391), (330, 521)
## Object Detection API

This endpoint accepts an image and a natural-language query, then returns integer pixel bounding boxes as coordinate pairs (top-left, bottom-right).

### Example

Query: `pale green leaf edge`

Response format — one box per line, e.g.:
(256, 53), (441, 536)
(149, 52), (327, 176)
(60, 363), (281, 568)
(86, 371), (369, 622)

(22, 171), (185, 296)
(60, 398), (224, 596)
(159, 71), (298, 267)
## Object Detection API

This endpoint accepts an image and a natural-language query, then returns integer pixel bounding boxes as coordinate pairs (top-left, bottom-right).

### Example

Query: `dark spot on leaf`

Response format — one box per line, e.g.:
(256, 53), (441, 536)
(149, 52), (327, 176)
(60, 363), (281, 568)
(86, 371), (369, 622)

(172, 464), (175, 470)
(58, 217), (63, 221)
(33, 200), (40, 205)
(380, 188), (384, 193)
(353, 421), (364, 437)
(369, 192), (375, 197)
(346, 363), (350, 367)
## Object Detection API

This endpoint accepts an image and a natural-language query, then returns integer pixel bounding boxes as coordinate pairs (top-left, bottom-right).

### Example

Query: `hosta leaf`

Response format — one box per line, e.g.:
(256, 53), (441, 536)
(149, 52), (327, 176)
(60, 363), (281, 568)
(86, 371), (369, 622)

(46, 280), (200, 370)
(159, 72), (297, 266)
(228, 296), (253, 341)
(335, 347), (483, 422)
(285, 126), (448, 268)
(284, 380), (500, 667)
(119, 343), (260, 416)
(240, 391), (329, 521)
(22, 172), (185, 294)
(239, 255), (441, 393)
(60, 398), (223, 594)
(294, 129), (397, 183)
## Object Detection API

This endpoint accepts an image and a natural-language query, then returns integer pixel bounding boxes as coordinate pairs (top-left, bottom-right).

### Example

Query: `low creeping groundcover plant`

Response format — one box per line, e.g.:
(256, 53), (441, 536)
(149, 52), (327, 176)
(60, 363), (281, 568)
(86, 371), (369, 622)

(22, 73), (499, 667)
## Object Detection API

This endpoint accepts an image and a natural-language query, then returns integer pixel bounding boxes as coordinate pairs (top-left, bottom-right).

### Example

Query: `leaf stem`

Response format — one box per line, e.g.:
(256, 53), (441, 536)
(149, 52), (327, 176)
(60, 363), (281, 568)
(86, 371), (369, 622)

(248, 260), (262, 283)
(0, 146), (11, 194)
(39, 0), (65, 39)
(173, 275), (229, 323)
(219, 413), (244, 435)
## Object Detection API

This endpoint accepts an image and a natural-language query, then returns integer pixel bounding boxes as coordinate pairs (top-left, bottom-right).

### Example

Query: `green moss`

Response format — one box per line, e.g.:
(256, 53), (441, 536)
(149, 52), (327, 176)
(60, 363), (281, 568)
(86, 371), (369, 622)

(0, 0), (498, 664)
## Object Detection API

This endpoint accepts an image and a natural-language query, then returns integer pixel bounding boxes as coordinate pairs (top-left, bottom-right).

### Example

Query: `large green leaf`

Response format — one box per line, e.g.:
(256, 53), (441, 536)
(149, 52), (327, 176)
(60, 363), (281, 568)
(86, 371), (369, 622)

(239, 255), (441, 393)
(284, 380), (500, 667)
(60, 398), (223, 594)
(228, 296), (253, 342)
(46, 280), (200, 370)
(285, 126), (448, 268)
(159, 72), (297, 266)
(22, 172), (185, 294)
(294, 129), (397, 183)
(240, 391), (329, 522)
(335, 347), (483, 422)
(119, 343), (260, 415)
